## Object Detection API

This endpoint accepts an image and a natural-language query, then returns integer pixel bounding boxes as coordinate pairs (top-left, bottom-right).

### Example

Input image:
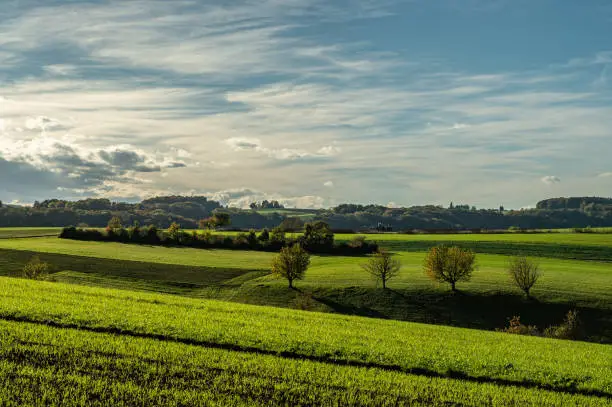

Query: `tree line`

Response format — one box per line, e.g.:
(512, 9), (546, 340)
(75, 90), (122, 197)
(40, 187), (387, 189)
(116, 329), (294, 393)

(59, 220), (379, 256)
(3, 195), (612, 230)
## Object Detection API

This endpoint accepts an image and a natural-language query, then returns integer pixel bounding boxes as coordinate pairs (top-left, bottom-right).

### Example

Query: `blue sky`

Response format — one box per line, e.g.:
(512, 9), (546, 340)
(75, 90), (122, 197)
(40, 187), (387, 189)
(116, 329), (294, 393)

(1, 0), (611, 208)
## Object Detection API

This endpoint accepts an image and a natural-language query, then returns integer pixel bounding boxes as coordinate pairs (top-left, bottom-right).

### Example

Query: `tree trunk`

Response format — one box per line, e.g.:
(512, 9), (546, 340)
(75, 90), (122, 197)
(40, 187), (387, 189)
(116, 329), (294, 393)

(288, 279), (293, 289)
(451, 281), (456, 291)
(382, 279), (386, 289)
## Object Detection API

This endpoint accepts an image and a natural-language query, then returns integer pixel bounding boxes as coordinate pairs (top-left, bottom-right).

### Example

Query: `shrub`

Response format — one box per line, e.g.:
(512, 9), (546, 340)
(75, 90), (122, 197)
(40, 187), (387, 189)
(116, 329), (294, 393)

(107, 216), (123, 229)
(234, 233), (249, 248)
(300, 221), (334, 252)
(270, 228), (286, 245)
(258, 228), (270, 242)
(423, 245), (476, 291)
(361, 249), (401, 289)
(247, 230), (258, 248)
(507, 256), (541, 298)
(497, 316), (540, 336)
(167, 222), (181, 242)
(128, 226), (141, 241)
(294, 291), (315, 311)
(23, 256), (50, 280)
(272, 244), (310, 289)
(544, 310), (583, 340)
(349, 235), (367, 248)
(278, 217), (304, 232)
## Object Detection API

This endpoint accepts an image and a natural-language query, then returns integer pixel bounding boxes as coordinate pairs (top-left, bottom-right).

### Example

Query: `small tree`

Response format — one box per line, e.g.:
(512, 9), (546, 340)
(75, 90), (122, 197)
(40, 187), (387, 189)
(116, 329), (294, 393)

(361, 249), (401, 289)
(167, 222), (181, 241)
(23, 255), (50, 280)
(278, 217), (304, 232)
(258, 228), (270, 242)
(212, 213), (231, 228)
(272, 244), (310, 289)
(507, 255), (541, 298)
(200, 213), (231, 230)
(247, 229), (258, 248)
(107, 216), (123, 229)
(423, 245), (476, 291)
(270, 227), (286, 245)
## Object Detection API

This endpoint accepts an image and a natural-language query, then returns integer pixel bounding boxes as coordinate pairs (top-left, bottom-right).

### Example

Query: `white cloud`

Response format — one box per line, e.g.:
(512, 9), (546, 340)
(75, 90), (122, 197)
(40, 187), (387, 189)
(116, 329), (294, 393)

(597, 172), (612, 178)
(43, 64), (78, 76)
(205, 187), (325, 208)
(323, 180), (334, 188)
(541, 176), (561, 184)
(225, 137), (340, 161)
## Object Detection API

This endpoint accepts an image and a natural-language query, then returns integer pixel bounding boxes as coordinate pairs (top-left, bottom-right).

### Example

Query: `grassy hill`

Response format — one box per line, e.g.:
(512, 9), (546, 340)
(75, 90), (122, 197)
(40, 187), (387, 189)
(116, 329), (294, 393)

(0, 277), (610, 406)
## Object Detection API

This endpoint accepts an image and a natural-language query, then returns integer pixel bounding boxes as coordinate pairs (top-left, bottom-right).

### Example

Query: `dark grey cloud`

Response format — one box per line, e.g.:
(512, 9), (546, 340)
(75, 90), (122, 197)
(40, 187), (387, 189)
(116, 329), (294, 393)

(0, 157), (82, 202)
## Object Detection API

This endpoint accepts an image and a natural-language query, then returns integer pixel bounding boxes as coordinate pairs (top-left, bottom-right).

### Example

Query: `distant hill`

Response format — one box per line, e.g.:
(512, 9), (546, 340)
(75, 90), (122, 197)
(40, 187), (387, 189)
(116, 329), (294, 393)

(536, 197), (612, 210)
(1, 195), (612, 230)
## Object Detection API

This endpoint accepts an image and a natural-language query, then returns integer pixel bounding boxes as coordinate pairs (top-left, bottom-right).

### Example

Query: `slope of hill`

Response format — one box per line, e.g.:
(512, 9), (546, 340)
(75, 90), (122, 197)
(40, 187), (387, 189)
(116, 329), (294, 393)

(0, 277), (610, 406)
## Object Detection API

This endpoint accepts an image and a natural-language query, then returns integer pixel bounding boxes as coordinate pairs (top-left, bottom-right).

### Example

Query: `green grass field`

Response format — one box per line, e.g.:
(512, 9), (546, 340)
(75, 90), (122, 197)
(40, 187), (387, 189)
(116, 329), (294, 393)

(0, 234), (610, 341)
(0, 278), (610, 406)
(336, 232), (612, 246)
(3, 322), (604, 407)
(1, 237), (610, 301)
(0, 227), (61, 239)
(1, 228), (611, 404)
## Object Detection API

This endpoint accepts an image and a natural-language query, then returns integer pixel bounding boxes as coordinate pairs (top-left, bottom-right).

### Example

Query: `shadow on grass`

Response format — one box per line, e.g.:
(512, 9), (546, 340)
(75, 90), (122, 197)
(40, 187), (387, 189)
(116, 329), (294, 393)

(309, 286), (611, 343)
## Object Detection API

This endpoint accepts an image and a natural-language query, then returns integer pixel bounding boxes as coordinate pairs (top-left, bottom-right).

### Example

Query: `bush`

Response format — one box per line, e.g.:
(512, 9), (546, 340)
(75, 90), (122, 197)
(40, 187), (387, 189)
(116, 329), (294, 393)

(23, 256), (50, 280)
(544, 310), (583, 340)
(107, 216), (123, 229)
(497, 316), (540, 336)
(272, 244), (310, 289)
(258, 228), (270, 242)
(247, 230), (258, 248)
(423, 245), (476, 291)
(167, 222), (181, 242)
(294, 291), (315, 311)
(507, 256), (541, 298)
(349, 235), (367, 248)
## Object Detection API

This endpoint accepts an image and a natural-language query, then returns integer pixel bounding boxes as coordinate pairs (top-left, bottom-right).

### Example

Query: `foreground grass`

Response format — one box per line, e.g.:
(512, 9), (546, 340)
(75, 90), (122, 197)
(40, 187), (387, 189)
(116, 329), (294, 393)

(1, 277), (610, 398)
(0, 320), (607, 407)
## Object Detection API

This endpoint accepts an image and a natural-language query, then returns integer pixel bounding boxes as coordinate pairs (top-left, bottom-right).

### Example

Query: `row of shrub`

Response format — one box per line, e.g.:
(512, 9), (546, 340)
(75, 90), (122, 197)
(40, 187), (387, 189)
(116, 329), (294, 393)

(59, 225), (379, 256)
(497, 311), (583, 340)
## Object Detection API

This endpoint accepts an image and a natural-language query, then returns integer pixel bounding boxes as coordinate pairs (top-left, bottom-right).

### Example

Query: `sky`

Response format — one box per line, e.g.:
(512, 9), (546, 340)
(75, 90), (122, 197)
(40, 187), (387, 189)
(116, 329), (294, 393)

(1, 0), (611, 209)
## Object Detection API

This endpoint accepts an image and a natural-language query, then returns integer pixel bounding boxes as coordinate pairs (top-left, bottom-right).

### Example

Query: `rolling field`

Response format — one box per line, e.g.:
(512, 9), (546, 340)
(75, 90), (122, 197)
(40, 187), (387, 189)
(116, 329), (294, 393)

(0, 229), (611, 404)
(0, 278), (610, 406)
(1, 237), (610, 302)
(0, 233), (610, 341)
